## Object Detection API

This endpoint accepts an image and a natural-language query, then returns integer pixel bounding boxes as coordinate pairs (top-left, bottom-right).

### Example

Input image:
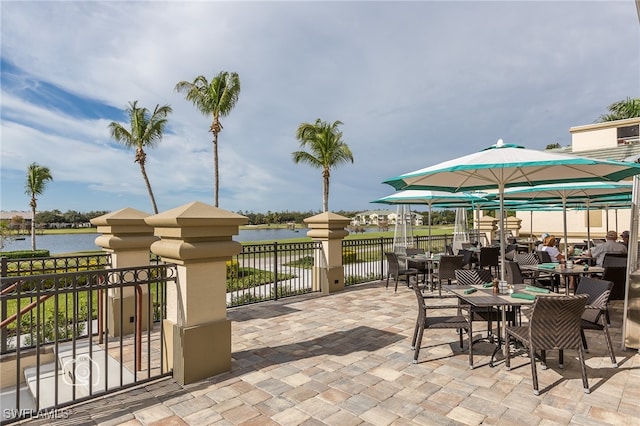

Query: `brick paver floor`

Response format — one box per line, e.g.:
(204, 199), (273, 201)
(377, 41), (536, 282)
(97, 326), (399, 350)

(21, 281), (640, 425)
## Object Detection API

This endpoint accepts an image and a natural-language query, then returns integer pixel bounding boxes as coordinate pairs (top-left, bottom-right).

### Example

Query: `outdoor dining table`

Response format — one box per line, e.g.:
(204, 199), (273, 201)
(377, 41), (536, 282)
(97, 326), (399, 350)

(401, 254), (440, 285)
(442, 284), (564, 367)
(519, 263), (604, 295)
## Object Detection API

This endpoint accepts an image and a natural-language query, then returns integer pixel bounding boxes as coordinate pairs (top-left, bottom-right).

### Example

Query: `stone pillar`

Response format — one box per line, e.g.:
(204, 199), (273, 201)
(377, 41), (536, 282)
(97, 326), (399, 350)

(477, 215), (498, 245)
(506, 216), (522, 238)
(304, 212), (350, 294)
(91, 208), (158, 337)
(145, 201), (247, 385)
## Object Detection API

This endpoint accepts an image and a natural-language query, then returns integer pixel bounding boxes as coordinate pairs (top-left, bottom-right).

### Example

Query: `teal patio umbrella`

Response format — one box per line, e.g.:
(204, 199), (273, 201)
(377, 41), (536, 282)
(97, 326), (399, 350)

(502, 181), (633, 258)
(383, 139), (640, 282)
(371, 189), (490, 253)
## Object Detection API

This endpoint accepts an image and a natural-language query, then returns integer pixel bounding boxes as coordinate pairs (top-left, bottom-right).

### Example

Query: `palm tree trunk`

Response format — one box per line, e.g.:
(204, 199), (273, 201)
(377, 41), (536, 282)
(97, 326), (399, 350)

(30, 201), (36, 251)
(139, 163), (159, 214)
(323, 169), (330, 212)
(213, 131), (220, 207)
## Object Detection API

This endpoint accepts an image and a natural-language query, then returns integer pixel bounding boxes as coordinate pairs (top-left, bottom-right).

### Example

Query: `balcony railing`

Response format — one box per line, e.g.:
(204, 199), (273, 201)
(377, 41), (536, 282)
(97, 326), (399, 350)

(0, 263), (177, 424)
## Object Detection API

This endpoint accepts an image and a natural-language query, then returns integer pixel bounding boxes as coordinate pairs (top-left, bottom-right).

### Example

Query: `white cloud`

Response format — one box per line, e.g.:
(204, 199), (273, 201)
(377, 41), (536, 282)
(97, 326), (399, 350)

(1, 0), (639, 214)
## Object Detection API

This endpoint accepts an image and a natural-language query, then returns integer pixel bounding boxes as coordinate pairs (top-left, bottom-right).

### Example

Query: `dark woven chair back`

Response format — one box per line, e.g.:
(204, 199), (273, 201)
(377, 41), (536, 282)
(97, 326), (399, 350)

(576, 277), (613, 310)
(437, 255), (464, 281)
(536, 250), (552, 263)
(575, 277), (617, 367)
(505, 244), (518, 260)
(479, 247), (499, 269)
(504, 260), (525, 284)
(603, 253), (627, 267)
(602, 266), (627, 300)
(405, 248), (425, 256)
(457, 249), (474, 269)
(385, 252), (402, 276)
(528, 294), (588, 350)
(455, 269), (493, 286)
(515, 252), (538, 266)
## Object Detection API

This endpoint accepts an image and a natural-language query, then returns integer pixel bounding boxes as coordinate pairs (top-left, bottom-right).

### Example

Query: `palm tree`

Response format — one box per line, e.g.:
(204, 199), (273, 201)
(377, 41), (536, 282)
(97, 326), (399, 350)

(292, 119), (354, 212)
(108, 101), (172, 214)
(24, 162), (53, 250)
(598, 97), (640, 122)
(175, 71), (241, 207)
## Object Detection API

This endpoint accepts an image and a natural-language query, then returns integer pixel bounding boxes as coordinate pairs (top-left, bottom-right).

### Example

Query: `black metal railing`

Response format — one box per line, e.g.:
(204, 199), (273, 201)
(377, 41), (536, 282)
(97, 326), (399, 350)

(228, 241), (323, 307)
(0, 263), (176, 424)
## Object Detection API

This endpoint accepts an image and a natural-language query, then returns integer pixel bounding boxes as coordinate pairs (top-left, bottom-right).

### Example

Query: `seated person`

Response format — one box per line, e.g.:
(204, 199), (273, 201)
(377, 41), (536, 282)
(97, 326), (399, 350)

(541, 235), (564, 262)
(536, 233), (550, 251)
(621, 230), (630, 248)
(586, 230), (627, 267)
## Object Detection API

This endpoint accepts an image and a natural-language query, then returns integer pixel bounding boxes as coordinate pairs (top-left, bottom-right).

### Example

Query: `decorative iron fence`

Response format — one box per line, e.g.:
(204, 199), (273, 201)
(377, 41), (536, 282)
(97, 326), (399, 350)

(227, 241), (323, 307)
(0, 263), (177, 424)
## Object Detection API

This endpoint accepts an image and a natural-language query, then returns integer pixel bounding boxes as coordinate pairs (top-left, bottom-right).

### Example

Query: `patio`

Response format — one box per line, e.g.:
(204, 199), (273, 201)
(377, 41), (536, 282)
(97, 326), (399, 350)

(22, 280), (639, 426)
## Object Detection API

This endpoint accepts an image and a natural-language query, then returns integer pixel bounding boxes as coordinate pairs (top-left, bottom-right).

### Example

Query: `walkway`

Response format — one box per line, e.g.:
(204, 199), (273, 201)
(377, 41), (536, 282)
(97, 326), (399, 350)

(19, 281), (640, 425)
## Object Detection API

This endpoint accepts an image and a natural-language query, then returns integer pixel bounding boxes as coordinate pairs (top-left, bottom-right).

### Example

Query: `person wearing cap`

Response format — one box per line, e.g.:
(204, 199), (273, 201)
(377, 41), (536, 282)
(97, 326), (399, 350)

(588, 230), (627, 267)
(621, 230), (630, 248)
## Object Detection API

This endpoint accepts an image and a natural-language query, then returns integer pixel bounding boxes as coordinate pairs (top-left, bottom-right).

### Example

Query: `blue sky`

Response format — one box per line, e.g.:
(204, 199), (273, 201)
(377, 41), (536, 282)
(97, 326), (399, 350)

(1, 1), (639, 216)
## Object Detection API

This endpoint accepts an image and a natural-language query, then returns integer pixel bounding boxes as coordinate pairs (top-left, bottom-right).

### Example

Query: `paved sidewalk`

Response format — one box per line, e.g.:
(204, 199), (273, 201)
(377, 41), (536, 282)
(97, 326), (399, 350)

(23, 281), (640, 425)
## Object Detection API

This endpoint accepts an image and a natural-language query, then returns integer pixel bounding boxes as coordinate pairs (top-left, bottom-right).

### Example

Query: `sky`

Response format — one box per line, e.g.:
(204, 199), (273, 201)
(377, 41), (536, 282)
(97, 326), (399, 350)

(1, 1), (639, 216)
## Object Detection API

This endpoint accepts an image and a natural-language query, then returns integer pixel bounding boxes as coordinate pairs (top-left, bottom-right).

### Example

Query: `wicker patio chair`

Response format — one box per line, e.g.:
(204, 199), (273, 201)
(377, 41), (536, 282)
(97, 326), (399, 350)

(457, 249), (474, 269)
(575, 277), (617, 367)
(505, 294), (589, 395)
(536, 250), (552, 264)
(431, 255), (463, 296)
(478, 247), (500, 276)
(384, 252), (419, 292)
(410, 283), (473, 367)
(454, 269), (501, 335)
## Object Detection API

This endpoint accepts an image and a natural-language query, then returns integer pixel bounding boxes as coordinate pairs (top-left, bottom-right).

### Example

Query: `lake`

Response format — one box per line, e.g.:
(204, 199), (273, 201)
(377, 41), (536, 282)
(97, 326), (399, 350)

(0, 228), (309, 254)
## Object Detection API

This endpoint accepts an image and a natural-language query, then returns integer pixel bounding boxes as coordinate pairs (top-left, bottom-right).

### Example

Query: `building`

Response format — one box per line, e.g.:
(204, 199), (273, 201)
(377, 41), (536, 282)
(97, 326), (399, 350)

(514, 117), (639, 243)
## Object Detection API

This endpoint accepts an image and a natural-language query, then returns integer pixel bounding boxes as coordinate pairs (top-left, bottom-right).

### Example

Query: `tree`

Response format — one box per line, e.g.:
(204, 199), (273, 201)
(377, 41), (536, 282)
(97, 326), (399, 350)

(597, 97), (640, 122)
(292, 119), (354, 212)
(545, 143), (561, 150)
(175, 71), (241, 207)
(25, 162), (53, 250)
(108, 101), (172, 214)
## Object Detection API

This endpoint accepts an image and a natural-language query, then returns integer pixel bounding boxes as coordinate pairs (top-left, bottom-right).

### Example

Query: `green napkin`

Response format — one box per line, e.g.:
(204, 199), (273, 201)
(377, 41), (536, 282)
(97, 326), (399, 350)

(511, 292), (536, 301)
(463, 288), (477, 294)
(538, 263), (558, 269)
(482, 282), (494, 288)
(525, 285), (550, 294)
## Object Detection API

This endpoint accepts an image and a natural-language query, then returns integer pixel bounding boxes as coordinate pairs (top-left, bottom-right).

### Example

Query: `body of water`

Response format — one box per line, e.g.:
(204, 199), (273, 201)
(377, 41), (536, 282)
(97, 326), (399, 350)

(1, 228), (308, 254)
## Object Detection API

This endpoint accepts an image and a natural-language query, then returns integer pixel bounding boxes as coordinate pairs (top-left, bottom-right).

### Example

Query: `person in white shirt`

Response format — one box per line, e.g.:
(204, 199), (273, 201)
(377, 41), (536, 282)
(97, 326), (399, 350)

(541, 235), (564, 262)
(588, 230), (627, 267)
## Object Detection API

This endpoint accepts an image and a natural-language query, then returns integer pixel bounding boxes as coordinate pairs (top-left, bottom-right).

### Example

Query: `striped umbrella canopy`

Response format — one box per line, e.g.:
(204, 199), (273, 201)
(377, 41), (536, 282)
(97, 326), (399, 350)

(383, 139), (640, 281)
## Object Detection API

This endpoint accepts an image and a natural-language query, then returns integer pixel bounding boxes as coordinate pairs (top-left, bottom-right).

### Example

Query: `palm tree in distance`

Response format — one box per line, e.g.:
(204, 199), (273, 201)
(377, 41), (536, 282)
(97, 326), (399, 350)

(292, 119), (354, 212)
(25, 162), (53, 250)
(175, 71), (241, 207)
(108, 101), (172, 214)
(598, 97), (640, 122)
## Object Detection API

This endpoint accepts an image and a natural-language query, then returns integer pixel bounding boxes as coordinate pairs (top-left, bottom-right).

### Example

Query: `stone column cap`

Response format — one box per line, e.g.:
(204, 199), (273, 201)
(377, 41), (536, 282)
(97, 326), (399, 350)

(145, 201), (248, 228)
(90, 207), (154, 234)
(304, 212), (351, 228)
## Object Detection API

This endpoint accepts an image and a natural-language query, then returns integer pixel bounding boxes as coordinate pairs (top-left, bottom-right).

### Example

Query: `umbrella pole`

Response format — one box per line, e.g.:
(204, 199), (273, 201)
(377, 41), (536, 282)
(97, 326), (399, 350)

(428, 203), (432, 255)
(563, 197), (569, 260)
(499, 183), (506, 282)
(587, 200), (592, 251)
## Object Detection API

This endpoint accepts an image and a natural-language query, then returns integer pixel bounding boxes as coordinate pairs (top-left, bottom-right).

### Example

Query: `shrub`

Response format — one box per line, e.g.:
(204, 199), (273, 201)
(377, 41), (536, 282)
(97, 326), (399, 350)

(342, 249), (357, 264)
